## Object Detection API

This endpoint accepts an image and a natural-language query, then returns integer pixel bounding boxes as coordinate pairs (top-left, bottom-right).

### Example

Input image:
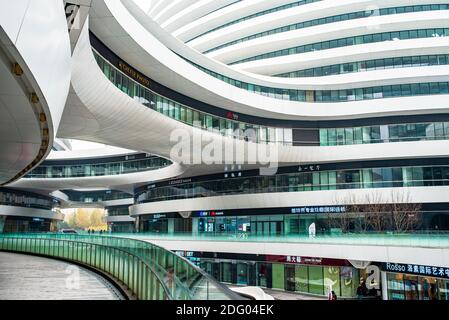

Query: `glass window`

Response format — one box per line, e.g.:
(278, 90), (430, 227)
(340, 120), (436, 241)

(308, 266), (324, 295)
(320, 129), (328, 146)
(295, 265), (308, 293)
(324, 266), (341, 296)
(272, 264), (285, 290)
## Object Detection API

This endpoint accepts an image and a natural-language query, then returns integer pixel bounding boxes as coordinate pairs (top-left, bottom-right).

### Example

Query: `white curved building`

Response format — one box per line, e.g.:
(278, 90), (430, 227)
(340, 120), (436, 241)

(1, 0), (449, 300)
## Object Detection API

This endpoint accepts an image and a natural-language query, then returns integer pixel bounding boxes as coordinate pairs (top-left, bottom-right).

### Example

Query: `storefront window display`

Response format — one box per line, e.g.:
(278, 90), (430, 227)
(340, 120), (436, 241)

(198, 215), (283, 235)
(256, 263), (269, 287)
(309, 265), (325, 295)
(387, 273), (449, 300)
(237, 263), (249, 285)
(194, 253), (367, 298)
(272, 264), (285, 290)
(324, 266), (341, 296)
(221, 262), (233, 283)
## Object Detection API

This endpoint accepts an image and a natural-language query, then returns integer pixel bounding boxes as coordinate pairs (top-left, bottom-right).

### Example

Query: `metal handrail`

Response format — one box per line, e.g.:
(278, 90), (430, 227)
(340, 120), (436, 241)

(0, 234), (239, 300)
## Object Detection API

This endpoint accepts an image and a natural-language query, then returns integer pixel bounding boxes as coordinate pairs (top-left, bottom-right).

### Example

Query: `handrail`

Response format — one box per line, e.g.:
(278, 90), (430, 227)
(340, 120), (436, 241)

(117, 231), (449, 249)
(0, 233), (239, 300)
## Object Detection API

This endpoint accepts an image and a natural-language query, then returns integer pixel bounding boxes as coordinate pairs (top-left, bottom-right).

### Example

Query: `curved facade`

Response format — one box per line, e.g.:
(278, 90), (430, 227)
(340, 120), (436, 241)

(0, 0), (71, 184)
(0, 187), (63, 233)
(1, 0), (449, 301)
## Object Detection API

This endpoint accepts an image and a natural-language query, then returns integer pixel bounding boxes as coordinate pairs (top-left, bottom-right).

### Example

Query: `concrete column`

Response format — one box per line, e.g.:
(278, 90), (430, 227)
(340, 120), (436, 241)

(0, 216), (4, 233)
(192, 218), (199, 235)
(168, 218), (174, 234)
(381, 271), (389, 300)
(284, 218), (290, 235)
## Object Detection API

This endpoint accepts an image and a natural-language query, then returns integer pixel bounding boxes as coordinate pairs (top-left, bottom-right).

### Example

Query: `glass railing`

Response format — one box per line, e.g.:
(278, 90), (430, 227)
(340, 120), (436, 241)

(205, 4), (449, 54)
(93, 49), (298, 145)
(93, 48), (449, 149)
(184, 55), (449, 103)
(230, 28), (449, 65)
(276, 54), (449, 78)
(135, 165), (449, 204)
(0, 188), (59, 210)
(63, 190), (132, 203)
(110, 231), (449, 249)
(107, 206), (131, 217)
(0, 233), (239, 300)
(26, 154), (171, 179)
(320, 121), (449, 146)
(187, 56), (449, 102)
(186, 0), (320, 43)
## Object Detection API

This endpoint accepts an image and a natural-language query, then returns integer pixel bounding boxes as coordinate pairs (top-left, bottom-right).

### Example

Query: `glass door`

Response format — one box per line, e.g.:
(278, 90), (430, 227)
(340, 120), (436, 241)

(237, 263), (249, 285)
(256, 263), (268, 288)
(285, 265), (296, 292)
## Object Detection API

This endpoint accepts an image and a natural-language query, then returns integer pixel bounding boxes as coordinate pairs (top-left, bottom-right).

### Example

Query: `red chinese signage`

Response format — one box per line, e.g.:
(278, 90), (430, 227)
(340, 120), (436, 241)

(265, 255), (351, 266)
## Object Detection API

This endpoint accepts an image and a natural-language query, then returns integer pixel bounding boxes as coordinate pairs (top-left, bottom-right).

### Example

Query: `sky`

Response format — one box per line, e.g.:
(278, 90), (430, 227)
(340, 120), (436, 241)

(69, 139), (105, 151)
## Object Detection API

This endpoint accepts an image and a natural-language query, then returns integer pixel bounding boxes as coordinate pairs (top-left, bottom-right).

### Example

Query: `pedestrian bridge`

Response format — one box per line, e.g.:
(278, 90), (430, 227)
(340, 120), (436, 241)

(0, 252), (123, 300)
(0, 234), (238, 300)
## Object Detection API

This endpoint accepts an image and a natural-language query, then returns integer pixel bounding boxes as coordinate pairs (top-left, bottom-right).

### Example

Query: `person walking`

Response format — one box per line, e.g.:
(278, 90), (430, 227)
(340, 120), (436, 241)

(331, 291), (337, 300)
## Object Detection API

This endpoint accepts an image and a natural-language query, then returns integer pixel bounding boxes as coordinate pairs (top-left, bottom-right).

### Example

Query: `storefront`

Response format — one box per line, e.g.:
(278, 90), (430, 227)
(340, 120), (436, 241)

(109, 222), (135, 233)
(176, 251), (380, 299)
(2, 216), (58, 233)
(139, 213), (192, 233)
(193, 206), (349, 236)
(382, 263), (449, 300)
(197, 214), (284, 235)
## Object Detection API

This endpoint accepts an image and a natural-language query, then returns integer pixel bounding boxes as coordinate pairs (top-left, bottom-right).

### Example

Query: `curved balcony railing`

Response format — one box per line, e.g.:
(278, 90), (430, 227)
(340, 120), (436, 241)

(25, 154), (172, 179)
(276, 54), (449, 78)
(204, 4), (449, 54)
(135, 164), (449, 204)
(92, 49), (296, 146)
(63, 190), (132, 203)
(0, 187), (60, 210)
(111, 231), (449, 249)
(186, 0), (320, 43)
(230, 28), (449, 65)
(93, 49), (449, 148)
(0, 234), (239, 300)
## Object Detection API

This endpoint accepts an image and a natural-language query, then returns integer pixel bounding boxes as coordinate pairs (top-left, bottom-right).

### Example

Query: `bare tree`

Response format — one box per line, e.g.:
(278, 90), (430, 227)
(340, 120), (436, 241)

(390, 191), (422, 232)
(333, 192), (362, 233)
(333, 190), (422, 233)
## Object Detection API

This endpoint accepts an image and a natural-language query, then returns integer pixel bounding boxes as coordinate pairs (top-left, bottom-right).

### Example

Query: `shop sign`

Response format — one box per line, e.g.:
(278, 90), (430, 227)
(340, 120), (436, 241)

(382, 263), (449, 279)
(267, 255), (350, 266)
(197, 211), (225, 217)
(226, 111), (239, 121)
(175, 251), (195, 258)
(298, 165), (321, 172)
(169, 178), (192, 186)
(224, 172), (242, 178)
(291, 206), (346, 214)
(118, 61), (150, 87)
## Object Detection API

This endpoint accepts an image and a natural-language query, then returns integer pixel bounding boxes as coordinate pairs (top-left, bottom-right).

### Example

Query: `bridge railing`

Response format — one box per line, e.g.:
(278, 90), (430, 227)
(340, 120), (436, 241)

(0, 234), (238, 300)
(119, 230), (449, 248)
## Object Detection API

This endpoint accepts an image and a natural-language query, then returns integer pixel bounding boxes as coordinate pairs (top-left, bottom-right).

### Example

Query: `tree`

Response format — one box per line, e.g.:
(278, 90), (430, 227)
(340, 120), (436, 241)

(90, 209), (105, 228)
(335, 190), (422, 233)
(390, 191), (422, 232)
(74, 208), (91, 229)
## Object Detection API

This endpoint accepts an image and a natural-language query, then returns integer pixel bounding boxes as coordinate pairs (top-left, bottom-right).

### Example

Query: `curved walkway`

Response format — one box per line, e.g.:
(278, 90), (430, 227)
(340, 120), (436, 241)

(0, 252), (123, 300)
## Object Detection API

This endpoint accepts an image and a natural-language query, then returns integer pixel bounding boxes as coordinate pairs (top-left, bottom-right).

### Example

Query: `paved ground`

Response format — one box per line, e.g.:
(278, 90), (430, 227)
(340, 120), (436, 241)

(228, 285), (326, 300)
(0, 252), (123, 300)
(262, 288), (326, 300)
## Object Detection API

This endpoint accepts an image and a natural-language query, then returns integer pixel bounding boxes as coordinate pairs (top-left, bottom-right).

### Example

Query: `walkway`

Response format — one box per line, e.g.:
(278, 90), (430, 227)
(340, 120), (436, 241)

(0, 252), (123, 300)
(262, 288), (326, 300)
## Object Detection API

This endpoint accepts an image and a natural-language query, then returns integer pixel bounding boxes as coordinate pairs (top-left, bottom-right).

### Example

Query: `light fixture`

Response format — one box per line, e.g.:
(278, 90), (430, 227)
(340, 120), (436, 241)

(30, 93), (39, 104)
(12, 62), (23, 76)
